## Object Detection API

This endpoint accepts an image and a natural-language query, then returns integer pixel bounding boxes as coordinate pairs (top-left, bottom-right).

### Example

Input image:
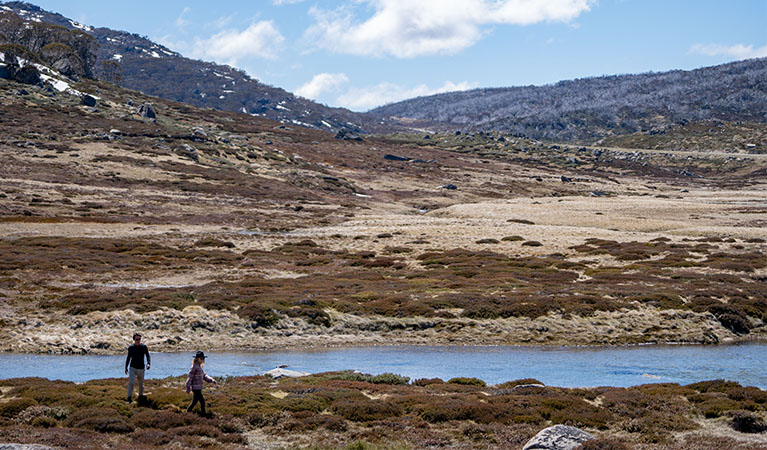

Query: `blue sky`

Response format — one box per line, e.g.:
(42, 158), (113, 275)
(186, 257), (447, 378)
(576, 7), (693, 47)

(24, 0), (767, 111)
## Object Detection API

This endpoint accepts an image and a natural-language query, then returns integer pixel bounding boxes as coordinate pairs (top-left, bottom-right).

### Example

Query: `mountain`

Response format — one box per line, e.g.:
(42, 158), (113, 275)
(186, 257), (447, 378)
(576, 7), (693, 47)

(0, 1), (376, 132)
(370, 58), (767, 143)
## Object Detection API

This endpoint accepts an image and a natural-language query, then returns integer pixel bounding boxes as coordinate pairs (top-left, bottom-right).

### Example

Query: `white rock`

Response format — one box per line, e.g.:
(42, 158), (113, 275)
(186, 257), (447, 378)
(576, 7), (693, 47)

(264, 368), (309, 379)
(522, 425), (594, 450)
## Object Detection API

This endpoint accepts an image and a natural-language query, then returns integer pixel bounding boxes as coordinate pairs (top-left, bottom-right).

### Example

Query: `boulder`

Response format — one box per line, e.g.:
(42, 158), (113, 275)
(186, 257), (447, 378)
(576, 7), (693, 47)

(178, 144), (199, 162)
(81, 94), (97, 107)
(383, 154), (411, 162)
(138, 103), (156, 119)
(51, 58), (78, 78)
(441, 184), (458, 190)
(522, 425), (593, 450)
(0, 64), (12, 80)
(13, 65), (41, 85)
(334, 129), (363, 141)
(264, 368), (309, 379)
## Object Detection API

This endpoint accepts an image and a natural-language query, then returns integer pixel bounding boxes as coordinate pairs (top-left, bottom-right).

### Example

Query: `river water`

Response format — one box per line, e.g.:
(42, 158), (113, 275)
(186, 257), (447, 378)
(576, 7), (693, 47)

(2, 343), (765, 388)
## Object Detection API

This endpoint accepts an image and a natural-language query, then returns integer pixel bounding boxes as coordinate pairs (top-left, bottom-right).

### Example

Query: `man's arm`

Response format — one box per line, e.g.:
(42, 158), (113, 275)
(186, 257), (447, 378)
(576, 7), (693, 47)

(144, 345), (151, 369)
(125, 350), (131, 374)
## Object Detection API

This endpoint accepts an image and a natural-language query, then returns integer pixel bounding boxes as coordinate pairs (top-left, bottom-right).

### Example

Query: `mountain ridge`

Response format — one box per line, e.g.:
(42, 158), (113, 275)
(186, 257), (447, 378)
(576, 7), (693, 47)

(0, 1), (381, 133)
(370, 58), (767, 142)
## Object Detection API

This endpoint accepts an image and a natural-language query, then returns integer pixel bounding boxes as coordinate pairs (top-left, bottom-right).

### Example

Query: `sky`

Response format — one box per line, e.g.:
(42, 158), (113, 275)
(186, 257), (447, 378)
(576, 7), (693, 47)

(22, 0), (767, 112)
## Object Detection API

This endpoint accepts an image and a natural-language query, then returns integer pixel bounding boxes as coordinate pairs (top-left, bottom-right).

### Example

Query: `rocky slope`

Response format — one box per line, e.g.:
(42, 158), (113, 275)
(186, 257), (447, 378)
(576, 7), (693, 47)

(0, 1), (378, 133)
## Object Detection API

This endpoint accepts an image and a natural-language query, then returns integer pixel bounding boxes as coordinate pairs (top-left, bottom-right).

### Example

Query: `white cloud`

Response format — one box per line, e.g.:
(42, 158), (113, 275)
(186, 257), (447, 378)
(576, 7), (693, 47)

(337, 80), (477, 111)
(295, 73), (350, 99)
(176, 7), (191, 28)
(273, 0), (307, 4)
(192, 21), (285, 64)
(306, 0), (595, 58)
(689, 43), (767, 60)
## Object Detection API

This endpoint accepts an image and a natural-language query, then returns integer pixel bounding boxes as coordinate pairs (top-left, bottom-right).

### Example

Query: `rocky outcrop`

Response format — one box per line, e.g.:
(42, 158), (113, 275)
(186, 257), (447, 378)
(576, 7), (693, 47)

(138, 103), (156, 119)
(334, 129), (363, 141)
(522, 425), (593, 450)
(81, 94), (97, 107)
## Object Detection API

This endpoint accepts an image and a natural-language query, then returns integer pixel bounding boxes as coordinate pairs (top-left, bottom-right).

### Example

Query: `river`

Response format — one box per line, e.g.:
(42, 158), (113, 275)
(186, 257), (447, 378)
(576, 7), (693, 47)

(2, 343), (765, 388)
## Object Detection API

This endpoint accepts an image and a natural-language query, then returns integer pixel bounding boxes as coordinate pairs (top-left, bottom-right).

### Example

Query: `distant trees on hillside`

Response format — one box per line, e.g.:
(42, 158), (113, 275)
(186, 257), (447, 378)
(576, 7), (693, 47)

(370, 58), (767, 142)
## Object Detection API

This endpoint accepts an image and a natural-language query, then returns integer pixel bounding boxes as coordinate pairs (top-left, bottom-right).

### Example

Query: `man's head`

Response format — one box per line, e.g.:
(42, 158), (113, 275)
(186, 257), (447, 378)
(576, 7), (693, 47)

(133, 333), (141, 344)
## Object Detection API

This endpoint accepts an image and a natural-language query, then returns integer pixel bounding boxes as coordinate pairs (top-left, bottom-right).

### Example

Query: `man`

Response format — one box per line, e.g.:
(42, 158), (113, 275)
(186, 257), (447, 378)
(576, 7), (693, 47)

(125, 333), (150, 403)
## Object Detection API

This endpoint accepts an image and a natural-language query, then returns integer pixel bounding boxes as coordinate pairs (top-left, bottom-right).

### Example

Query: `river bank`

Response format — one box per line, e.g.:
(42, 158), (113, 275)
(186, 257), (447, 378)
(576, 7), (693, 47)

(2, 304), (763, 355)
(1, 369), (766, 449)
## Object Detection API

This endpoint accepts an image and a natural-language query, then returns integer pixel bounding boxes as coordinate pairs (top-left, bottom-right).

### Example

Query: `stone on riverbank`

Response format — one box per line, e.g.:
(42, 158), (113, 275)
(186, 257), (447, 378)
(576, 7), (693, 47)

(264, 368), (310, 379)
(522, 424), (593, 450)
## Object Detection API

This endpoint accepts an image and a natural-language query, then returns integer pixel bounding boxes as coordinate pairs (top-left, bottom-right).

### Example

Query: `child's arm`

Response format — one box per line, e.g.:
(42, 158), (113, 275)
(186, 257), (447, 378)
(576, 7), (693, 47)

(203, 370), (217, 385)
(185, 366), (195, 392)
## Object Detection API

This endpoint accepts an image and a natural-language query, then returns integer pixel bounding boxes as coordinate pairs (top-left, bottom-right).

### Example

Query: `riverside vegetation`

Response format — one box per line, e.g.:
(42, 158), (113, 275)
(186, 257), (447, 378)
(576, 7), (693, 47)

(1, 372), (767, 449)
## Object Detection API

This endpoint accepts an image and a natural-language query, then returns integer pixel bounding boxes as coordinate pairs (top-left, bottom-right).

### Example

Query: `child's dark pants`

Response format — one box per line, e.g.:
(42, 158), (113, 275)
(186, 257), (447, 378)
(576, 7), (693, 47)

(187, 389), (206, 414)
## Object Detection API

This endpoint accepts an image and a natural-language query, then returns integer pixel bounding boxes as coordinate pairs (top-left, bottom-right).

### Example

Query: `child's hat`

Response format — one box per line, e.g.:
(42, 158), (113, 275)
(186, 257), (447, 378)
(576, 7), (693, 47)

(195, 351), (206, 359)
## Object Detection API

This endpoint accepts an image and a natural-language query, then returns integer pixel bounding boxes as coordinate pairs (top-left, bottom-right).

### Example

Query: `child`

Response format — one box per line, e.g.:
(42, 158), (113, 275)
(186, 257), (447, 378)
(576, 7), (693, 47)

(185, 351), (217, 415)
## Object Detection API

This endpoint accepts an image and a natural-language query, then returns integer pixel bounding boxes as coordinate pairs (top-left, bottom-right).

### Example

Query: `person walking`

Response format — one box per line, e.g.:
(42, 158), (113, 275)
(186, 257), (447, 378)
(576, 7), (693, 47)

(125, 333), (151, 403)
(185, 351), (217, 415)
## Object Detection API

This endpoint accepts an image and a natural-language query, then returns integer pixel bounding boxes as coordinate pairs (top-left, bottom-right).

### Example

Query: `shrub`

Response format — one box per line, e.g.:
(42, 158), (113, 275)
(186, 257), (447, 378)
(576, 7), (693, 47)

(501, 235), (524, 242)
(731, 410), (767, 433)
(131, 409), (194, 430)
(332, 400), (403, 422)
(16, 405), (68, 424)
(522, 241), (543, 247)
(67, 407), (134, 433)
(413, 378), (444, 387)
(130, 429), (172, 445)
(325, 371), (410, 385)
(0, 398), (36, 418)
(448, 377), (486, 387)
(30, 415), (58, 428)
(170, 424), (221, 438)
(476, 238), (499, 244)
(238, 303), (279, 327)
(698, 397), (741, 418)
(194, 238), (235, 248)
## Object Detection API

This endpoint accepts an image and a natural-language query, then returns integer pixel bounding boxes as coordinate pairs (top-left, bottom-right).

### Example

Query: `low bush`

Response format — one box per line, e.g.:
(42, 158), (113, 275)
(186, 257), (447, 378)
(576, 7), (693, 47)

(448, 377), (486, 387)
(730, 410), (767, 433)
(0, 398), (36, 418)
(325, 371), (410, 385)
(412, 378), (444, 387)
(332, 399), (403, 422)
(131, 409), (195, 430)
(67, 407), (134, 433)
(193, 238), (235, 248)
